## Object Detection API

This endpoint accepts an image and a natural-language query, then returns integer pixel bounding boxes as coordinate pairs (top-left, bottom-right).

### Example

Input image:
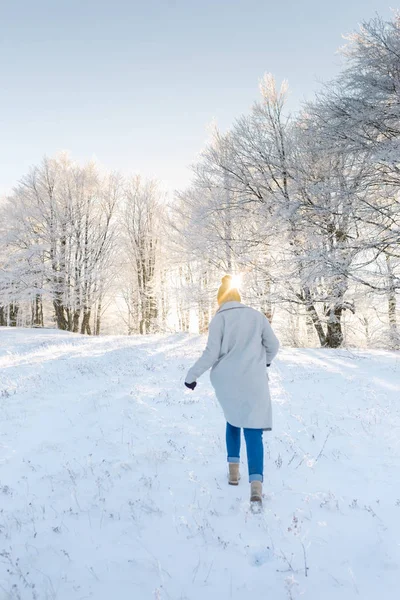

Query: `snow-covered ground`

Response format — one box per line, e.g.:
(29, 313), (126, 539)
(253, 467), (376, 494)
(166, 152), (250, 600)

(0, 328), (399, 600)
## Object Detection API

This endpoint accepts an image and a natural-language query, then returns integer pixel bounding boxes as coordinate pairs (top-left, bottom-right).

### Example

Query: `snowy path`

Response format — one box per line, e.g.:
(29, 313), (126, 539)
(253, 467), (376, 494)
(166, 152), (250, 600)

(0, 328), (399, 600)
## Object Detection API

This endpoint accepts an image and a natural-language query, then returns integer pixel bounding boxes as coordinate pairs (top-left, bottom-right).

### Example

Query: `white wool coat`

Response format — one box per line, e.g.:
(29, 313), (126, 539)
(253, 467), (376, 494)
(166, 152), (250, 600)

(186, 301), (279, 429)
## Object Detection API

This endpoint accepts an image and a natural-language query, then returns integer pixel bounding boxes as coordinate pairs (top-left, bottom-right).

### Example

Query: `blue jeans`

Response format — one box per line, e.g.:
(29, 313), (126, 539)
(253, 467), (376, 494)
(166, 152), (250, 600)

(226, 422), (264, 482)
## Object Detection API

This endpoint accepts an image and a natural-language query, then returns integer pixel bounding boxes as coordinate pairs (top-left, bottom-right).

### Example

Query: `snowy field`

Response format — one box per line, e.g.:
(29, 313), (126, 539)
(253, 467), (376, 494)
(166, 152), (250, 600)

(0, 328), (399, 600)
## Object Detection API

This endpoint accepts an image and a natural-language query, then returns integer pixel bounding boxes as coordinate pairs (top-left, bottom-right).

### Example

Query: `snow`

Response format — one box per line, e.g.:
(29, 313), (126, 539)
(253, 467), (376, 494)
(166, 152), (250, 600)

(0, 328), (399, 600)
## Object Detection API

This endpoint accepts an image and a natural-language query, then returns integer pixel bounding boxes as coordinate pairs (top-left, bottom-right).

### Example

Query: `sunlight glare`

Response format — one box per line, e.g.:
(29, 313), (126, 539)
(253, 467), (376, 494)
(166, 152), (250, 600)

(230, 274), (243, 289)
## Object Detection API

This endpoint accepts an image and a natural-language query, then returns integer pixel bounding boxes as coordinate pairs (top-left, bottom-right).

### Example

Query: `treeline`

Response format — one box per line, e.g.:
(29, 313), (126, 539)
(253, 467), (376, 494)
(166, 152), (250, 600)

(1, 13), (399, 348)
(0, 156), (164, 335)
(174, 14), (400, 349)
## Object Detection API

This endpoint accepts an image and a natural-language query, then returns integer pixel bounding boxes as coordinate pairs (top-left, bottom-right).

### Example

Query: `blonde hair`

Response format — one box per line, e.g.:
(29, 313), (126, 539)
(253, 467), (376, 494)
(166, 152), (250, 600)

(217, 275), (241, 306)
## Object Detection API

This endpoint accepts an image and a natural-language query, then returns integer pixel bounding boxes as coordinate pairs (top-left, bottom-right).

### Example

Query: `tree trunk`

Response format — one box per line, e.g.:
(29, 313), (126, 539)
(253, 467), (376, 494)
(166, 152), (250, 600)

(80, 309), (92, 335)
(0, 306), (5, 326)
(178, 304), (190, 332)
(385, 253), (399, 350)
(73, 310), (81, 333)
(301, 286), (326, 347)
(53, 297), (67, 330)
(160, 268), (169, 332)
(65, 307), (73, 331)
(325, 306), (344, 348)
(9, 303), (19, 327)
(147, 238), (157, 333)
(198, 270), (210, 333)
(306, 314), (315, 345)
(32, 294), (44, 327)
(139, 316), (145, 335)
(362, 316), (371, 348)
(148, 295), (158, 333)
(95, 297), (102, 336)
(198, 305), (209, 333)
(200, 310), (209, 333)
(58, 232), (68, 329)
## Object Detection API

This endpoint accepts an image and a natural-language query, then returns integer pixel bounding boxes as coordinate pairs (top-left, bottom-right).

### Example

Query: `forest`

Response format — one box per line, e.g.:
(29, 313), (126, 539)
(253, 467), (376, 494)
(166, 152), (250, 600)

(1, 14), (399, 349)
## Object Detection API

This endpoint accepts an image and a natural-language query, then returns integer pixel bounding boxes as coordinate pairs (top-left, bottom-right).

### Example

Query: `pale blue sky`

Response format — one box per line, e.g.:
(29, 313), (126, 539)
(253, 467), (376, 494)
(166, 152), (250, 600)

(0, 0), (393, 195)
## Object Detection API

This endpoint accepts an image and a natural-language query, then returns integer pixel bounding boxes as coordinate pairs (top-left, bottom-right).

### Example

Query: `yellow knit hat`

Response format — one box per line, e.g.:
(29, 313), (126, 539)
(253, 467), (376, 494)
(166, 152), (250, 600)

(217, 275), (241, 306)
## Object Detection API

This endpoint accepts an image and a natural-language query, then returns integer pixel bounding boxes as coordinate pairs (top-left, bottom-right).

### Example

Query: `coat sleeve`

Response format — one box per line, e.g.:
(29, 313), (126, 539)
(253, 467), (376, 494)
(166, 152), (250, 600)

(185, 315), (223, 383)
(261, 315), (279, 365)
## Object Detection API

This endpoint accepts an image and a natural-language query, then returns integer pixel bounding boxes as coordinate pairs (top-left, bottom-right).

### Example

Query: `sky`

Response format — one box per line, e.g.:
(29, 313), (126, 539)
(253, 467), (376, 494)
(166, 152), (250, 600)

(0, 0), (394, 196)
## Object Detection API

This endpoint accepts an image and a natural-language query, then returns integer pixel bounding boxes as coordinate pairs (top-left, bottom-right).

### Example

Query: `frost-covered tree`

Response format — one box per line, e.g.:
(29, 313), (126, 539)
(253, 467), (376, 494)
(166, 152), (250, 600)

(308, 14), (400, 347)
(120, 176), (163, 334)
(1, 155), (119, 334)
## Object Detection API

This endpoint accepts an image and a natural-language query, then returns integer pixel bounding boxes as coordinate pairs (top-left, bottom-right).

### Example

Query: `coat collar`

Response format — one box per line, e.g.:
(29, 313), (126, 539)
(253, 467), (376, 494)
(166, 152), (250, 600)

(217, 301), (246, 313)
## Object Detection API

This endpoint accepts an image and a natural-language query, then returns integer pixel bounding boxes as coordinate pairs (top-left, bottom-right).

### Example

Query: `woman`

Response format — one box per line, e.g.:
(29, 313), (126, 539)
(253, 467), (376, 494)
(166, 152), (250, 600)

(185, 275), (279, 506)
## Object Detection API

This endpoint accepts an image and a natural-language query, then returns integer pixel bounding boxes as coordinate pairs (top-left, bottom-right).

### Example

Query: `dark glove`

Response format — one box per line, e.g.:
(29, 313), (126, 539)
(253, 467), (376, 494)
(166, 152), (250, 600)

(185, 381), (197, 390)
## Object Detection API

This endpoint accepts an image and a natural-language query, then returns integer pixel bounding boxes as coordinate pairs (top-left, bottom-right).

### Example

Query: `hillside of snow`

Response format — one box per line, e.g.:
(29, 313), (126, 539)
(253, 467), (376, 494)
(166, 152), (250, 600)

(0, 328), (399, 600)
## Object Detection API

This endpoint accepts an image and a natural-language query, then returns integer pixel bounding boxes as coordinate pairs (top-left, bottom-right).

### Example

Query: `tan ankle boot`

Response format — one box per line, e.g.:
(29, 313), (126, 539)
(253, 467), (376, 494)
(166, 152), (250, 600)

(228, 463), (240, 485)
(250, 480), (262, 503)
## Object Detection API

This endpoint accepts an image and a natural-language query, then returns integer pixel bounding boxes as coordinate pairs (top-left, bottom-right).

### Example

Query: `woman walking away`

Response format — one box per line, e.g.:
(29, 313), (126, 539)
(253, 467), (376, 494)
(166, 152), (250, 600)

(185, 275), (279, 507)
